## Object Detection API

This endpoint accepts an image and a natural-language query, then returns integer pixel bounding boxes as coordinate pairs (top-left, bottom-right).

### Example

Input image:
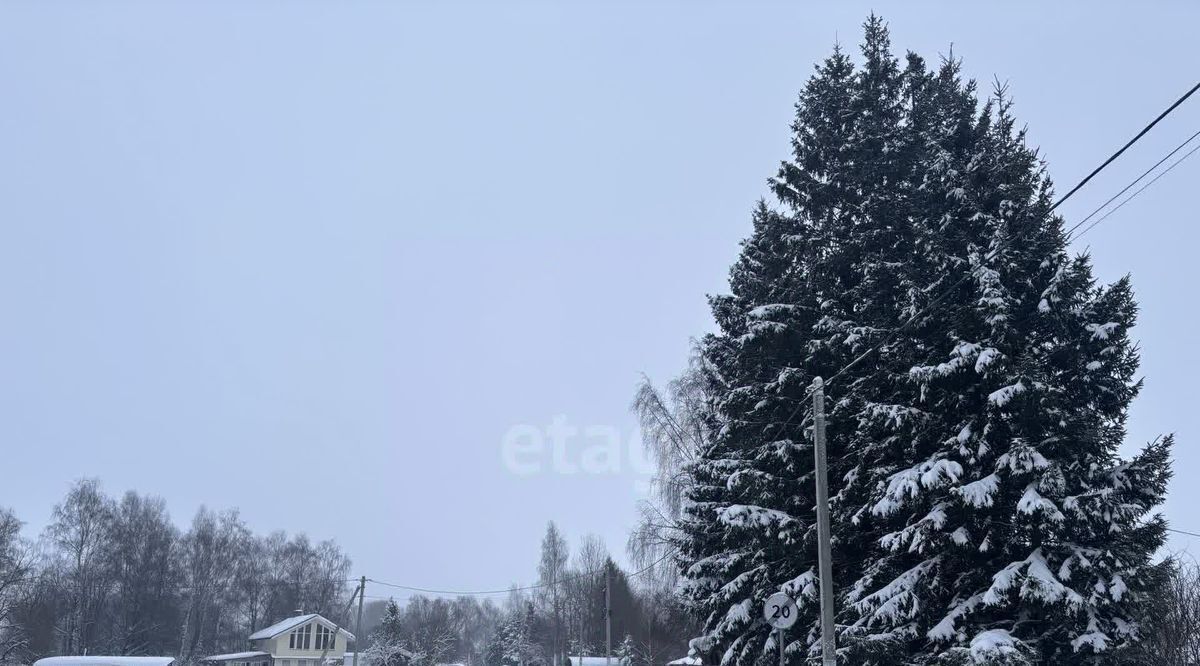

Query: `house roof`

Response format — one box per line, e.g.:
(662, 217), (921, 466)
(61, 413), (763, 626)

(248, 613), (356, 641)
(35, 658), (175, 666)
(666, 658), (702, 666)
(202, 653), (270, 662)
(567, 657), (624, 666)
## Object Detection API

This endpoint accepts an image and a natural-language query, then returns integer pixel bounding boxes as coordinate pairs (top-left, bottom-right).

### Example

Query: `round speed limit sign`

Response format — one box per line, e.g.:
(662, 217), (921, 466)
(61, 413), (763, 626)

(763, 592), (798, 630)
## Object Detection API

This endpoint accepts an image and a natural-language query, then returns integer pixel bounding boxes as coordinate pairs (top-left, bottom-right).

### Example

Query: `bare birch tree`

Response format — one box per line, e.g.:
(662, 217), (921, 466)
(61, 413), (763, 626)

(1131, 556), (1200, 665)
(46, 479), (114, 655)
(537, 523), (568, 666)
(0, 508), (35, 661)
(628, 350), (712, 588)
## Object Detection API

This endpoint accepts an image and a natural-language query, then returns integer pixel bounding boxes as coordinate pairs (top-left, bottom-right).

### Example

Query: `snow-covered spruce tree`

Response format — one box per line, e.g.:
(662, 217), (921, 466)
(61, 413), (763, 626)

(615, 634), (639, 666)
(678, 15), (1171, 666)
(366, 599), (411, 666)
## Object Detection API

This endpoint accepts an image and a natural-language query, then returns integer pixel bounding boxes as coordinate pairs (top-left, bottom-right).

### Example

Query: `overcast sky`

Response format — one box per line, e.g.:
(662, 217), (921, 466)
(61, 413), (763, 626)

(1, 1), (1198, 600)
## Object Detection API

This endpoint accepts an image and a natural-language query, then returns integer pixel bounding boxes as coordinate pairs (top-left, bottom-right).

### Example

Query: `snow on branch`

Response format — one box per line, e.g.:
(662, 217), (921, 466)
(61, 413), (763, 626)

(872, 459), (963, 516)
(854, 557), (940, 626)
(955, 474), (1000, 508)
(880, 503), (949, 553)
(1086, 322), (1121, 341)
(966, 629), (1027, 664)
(983, 548), (1083, 608)
(861, 402), (929, 429)
(996, 443), (1050, 474)
(715, 504), (796, 529)
(926, 593), (984, 643)
(987, 381), (1025, 407)
(1016, 484), (1066, 523)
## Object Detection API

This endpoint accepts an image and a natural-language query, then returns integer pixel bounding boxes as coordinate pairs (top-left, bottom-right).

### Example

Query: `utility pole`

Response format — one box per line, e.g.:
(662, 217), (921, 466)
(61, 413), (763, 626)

(646, 608), (654, 666)
(604, 566), (612, 666)
(811, 377), (836, 666)
(353, 577), (366, 666)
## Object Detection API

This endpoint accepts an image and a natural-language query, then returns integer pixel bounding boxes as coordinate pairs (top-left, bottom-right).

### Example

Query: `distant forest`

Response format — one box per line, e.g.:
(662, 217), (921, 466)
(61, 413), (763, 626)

(0, 480), (694, 666)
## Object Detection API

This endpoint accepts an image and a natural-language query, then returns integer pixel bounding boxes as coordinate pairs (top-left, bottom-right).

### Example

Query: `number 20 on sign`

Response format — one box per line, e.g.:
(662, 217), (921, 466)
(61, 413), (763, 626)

(763, 592), (798, 630)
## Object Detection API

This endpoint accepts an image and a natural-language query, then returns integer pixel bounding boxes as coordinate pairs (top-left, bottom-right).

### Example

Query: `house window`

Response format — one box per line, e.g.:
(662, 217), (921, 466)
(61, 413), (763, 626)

(289, 624), (313, 650)
(281, 660), (292, 666)
(315, 625), (335, 650)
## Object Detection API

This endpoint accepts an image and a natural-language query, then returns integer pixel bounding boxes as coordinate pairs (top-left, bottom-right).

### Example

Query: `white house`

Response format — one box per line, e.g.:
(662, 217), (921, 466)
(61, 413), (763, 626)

(202, 614), (356, 666)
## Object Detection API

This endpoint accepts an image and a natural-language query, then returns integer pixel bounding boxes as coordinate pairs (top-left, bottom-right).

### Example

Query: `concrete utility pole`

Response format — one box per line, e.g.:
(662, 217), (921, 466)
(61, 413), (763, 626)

(353, 577), (366, 666)
(811, 377), (836, 666)
(605, 566), (612, 666)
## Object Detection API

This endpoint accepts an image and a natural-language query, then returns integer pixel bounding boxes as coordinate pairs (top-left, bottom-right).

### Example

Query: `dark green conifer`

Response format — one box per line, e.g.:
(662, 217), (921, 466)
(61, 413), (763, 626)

(681, 15), (1171, 666)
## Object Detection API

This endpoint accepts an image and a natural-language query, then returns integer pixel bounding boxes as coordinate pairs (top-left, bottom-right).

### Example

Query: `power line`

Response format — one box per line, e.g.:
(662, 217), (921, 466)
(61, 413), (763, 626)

(1069, 141), (1200, 242)
(1063, 127), (1200, 240)
(760, 78), (1200, 434)
(368, 580), (530, 596)
(1167, 527), (1200, 539)
(367, 549), (676, 602)
(1052, 81), (1200, 209)
(368, 573), (583, 597)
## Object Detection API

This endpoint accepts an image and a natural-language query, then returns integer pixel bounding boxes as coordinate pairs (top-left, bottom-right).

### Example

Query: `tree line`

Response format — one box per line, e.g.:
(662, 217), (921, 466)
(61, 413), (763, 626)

(0, 483), (693, 666)
(0, 479), (352, 663)
(359, 524), (695, 666)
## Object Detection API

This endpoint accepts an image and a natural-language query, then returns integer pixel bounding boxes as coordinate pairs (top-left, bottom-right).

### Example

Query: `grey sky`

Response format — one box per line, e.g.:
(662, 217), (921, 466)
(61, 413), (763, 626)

(2, 1), (1197, 598)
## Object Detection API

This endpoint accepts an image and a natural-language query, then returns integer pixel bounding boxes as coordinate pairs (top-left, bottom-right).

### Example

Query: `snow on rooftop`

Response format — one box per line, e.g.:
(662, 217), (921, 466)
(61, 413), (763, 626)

(667, 658), (702, 666)
(35, 657), (175, 666)
(248, 613), (319, 640)
(248, 613), (355, 641)
(201, 653), (270, 662)
(568, 657), (627, 666)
